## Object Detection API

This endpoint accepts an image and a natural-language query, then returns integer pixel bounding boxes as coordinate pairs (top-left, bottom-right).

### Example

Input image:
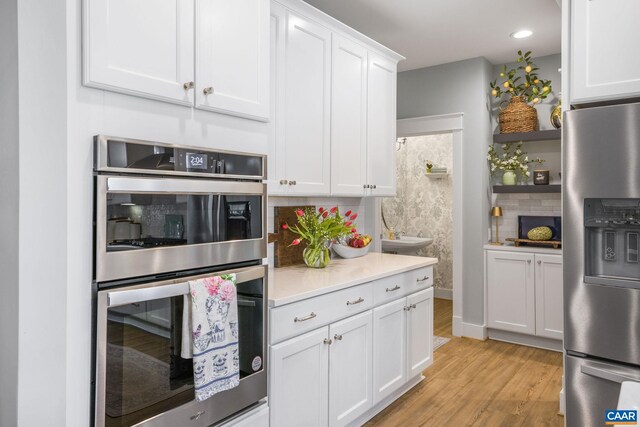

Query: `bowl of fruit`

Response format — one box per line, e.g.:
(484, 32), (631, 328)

(332, 235), (373, 259)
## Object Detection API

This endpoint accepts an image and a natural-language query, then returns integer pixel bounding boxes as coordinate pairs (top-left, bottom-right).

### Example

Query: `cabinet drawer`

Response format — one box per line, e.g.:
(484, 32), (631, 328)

(406, 266), (434, 293)
(270, 283), (373, 344)
(373, 274), (408, 305)
(372, 267), (433, 305)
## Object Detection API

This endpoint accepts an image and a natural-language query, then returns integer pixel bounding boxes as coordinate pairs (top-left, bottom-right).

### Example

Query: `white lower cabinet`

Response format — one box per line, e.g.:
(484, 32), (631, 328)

(534, 254), (564, 340)
(372, 298), (407, 404)
(270, 270), (435, 426)
(372, 288), (434, 404)
(270, 327), (329, 427)
(407, 289), (434, 378)
(486, 249), (563, 341)
(329, 312), (374, 426)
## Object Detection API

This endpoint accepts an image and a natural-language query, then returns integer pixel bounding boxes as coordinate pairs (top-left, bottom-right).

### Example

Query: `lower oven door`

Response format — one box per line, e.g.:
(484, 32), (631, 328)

(94, 265), (267, 427)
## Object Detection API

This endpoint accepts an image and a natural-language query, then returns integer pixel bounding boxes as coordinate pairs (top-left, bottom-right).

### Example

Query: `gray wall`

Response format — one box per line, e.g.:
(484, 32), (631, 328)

(0, 0), (19, 425)
(398, 57), (493, 326)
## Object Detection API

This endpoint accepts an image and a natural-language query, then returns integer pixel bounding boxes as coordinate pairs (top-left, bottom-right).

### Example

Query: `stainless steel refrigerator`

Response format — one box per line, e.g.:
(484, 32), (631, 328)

(564, 102), (640, 426)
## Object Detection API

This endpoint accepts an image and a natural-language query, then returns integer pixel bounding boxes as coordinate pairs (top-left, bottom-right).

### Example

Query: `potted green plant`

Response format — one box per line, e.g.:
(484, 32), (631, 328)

(487, 142), (531, 185)
(287, 207), (358, 268)
(490, 51), (553, 133)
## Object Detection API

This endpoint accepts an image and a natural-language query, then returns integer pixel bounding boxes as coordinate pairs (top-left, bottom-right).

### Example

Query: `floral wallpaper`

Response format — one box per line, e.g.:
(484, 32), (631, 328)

(382, 134), (454, 290)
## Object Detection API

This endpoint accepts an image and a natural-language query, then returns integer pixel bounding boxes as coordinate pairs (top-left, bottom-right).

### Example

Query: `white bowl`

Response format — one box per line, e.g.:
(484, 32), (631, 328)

(332, 243), (371, 259)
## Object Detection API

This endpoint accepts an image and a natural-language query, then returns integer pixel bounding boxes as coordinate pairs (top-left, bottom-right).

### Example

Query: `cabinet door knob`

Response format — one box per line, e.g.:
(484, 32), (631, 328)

(279, 179), (288, 185)
(537, 260), (542, 265)
(183, 81), (194, 90)
(290, 180), (297, 185)
(323, 338), (333, 345)
(527, 259), (531, 264)
(404, 305), (411, 311)
(363, 184), (368, 189)
(334, 334), (343, 341)
(203, 86), (214, 95)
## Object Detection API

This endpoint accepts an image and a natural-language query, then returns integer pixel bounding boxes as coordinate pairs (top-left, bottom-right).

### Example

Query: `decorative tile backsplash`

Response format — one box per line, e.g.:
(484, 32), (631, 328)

(382, 133), (454, 291)
(492, 193), (562, 241)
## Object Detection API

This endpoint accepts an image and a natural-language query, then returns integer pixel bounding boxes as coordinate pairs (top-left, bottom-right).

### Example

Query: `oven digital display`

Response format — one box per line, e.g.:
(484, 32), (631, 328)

(186, 152), (208, 170)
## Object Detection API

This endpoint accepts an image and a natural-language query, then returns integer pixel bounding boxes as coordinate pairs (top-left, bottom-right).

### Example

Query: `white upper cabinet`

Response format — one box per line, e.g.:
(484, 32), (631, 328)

(195, 0), (270, 121)
(331, 35), (368, 196)
(84, 0), (269, 121)
(282, 10), (332, 195)
(268, 0), (403, 196)
(570, 0), (640, 104)
(367, 53), (397, 197)
(84, 0), (195, 105)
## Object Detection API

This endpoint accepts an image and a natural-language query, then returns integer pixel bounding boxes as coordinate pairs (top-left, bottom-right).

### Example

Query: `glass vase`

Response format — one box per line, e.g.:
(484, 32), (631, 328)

(502, 170), (517, 185)
(303, 244), (331, 268)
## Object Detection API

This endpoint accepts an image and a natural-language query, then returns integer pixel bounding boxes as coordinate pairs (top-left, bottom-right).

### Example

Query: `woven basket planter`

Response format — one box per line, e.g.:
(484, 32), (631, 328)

(499, 96), (538, 133)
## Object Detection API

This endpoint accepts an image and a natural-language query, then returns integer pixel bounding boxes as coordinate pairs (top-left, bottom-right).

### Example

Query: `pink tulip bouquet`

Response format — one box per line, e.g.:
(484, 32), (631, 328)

(284, 207), (358, 268)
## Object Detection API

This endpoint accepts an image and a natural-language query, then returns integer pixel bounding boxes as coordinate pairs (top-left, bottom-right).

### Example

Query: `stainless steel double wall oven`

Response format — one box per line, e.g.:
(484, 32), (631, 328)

(92, 136), (268, 427)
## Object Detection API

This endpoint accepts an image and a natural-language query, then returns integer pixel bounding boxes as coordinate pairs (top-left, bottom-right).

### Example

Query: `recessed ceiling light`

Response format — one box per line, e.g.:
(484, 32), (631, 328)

(511, 30), (533, 39)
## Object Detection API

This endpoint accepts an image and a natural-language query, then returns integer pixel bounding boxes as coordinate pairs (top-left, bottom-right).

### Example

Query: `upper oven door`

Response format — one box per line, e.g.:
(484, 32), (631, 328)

(95, 175), (267, 283)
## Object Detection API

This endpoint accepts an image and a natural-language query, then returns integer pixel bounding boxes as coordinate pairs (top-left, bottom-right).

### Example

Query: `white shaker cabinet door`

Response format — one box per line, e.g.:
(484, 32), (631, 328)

(270, 327), (329, 427)
(329, 311), (374, 427)
(267, 2), (289, 195)
(366, 53), (397, 197)
(534, 254), (564, 340)
(195, 0), (270, 121)
(571, 0), (640, 104)
(372, 298), (407, 405)
(406, 288), (434, 379)
(331, 35), (368, 196)
(282, 10), (332, 195)
(486, 251), (536, 335)
(84, 0), (195, 105)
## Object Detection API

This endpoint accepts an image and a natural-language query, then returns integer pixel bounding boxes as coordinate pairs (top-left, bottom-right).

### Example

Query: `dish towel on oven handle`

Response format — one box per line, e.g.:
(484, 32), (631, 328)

(187, 274), (240, 402)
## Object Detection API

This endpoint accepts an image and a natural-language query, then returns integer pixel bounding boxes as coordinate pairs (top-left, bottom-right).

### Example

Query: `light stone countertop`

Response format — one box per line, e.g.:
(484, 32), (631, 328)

(268, 252), (438, 307)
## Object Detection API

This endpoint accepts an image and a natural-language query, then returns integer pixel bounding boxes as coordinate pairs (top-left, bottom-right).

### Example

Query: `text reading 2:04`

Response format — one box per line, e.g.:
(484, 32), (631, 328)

(186, 153), (208, 170)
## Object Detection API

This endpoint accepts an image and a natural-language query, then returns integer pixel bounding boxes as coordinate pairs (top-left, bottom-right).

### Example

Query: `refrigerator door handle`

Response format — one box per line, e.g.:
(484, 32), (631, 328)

(581, 365), (640, 384)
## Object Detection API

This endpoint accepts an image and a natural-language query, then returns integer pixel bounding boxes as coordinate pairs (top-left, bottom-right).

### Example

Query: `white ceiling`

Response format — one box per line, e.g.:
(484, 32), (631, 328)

(303, 0), (562, 72)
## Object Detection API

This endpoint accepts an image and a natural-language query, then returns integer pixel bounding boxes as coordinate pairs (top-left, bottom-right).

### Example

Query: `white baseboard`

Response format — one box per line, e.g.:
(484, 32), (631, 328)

(488, 329), (563, 352)
(452, 315), (463, 337)
(434, 288), (453, 300)
(462, 322), (487, 340)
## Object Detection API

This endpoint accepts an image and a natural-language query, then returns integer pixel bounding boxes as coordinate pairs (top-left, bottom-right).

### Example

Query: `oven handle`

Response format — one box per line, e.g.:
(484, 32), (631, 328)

(106, 265), (266, 307)
(104, 175), (265, 195)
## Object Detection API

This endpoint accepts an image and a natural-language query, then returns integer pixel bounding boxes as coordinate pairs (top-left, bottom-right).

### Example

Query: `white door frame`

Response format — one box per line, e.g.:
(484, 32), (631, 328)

(394, 113), (464, 337)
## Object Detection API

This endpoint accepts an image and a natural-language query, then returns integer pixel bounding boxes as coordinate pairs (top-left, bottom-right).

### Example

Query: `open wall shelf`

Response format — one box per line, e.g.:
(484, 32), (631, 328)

(492, 185), (561, 194)
(493, 129), (561, 144)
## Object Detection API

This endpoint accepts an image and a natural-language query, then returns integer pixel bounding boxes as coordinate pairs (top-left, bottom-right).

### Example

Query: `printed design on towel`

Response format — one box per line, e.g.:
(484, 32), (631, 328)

(189, 274), (240, 401)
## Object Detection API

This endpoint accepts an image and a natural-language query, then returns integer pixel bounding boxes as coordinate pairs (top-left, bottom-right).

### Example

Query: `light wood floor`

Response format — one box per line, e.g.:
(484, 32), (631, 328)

(365, 298), (564, 427)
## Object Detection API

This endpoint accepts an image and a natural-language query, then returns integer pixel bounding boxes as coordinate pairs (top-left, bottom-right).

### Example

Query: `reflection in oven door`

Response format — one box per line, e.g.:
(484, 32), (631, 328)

(96, 266), (267, 427)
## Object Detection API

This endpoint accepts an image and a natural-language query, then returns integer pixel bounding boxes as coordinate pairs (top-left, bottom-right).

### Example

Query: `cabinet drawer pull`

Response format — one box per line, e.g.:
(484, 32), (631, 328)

(294, 312), (317, 323)
(346, 297), (364, 305)
(323, 338), (333, 345)
(386, 285), (401, 292)
(203, 86), (214, 95)
(334, 334), (343, 341)
(417, 276), (430, 283)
